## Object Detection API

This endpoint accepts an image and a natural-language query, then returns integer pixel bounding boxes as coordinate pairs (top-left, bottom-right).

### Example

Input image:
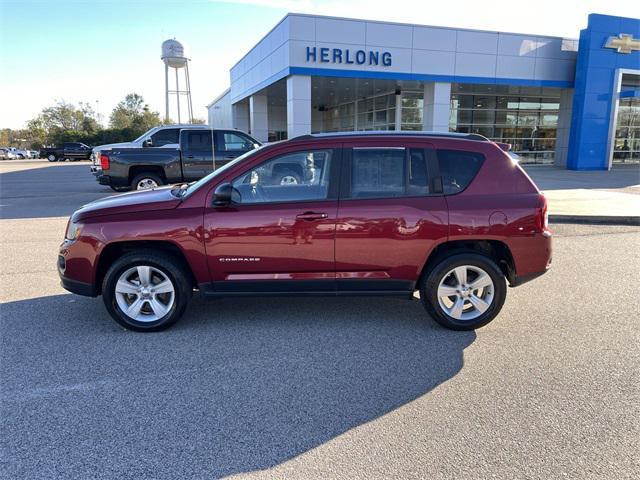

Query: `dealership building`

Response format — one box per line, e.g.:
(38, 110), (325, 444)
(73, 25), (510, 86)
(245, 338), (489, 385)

(207, 13), (639, 169)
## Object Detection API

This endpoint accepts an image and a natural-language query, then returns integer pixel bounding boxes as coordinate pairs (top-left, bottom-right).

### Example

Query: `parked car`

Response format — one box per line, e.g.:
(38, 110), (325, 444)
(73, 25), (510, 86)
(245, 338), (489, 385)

(0, 148), (16, 160)
(40, 142), (92, 162)
(58, 131), (552, 332)
(28, 150), (40, 159)
(94, 129), (259, 191)
(90, 124), (211, 166)
(6, 147), (29, 159)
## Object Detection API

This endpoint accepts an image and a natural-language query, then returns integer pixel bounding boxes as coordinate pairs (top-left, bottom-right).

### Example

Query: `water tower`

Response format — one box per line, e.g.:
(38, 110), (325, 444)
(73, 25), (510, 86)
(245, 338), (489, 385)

(161, 39), (194, 123)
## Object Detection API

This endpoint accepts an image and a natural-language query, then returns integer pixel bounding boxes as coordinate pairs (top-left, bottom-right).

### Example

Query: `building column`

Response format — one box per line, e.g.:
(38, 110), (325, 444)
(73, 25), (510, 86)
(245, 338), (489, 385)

(423, 82), (451, 132)
(249, 94), (268, 143)
(232, 101), (250, 133)
(287, 75), (311, 139)
(554, 89), (574, 168)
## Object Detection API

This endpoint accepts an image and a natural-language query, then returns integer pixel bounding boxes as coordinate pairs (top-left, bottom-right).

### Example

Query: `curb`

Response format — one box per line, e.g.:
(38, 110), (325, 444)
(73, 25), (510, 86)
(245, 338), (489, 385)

(550, 214), (640, 226)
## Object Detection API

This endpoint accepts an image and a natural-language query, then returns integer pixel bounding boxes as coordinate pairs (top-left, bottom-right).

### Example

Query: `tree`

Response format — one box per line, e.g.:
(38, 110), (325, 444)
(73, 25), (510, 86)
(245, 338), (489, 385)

(109, 93), (162, 132)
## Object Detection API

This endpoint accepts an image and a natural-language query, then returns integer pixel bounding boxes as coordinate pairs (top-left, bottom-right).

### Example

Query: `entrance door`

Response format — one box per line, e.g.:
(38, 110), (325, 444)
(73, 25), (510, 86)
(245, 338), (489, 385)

(335, 144), (448, 293)
(203, 148), (341, 293)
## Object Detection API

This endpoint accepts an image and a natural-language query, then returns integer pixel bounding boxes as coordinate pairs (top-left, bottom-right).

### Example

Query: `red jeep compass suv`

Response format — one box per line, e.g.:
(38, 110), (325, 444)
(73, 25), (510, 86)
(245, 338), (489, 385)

(58, 132), (552, 332)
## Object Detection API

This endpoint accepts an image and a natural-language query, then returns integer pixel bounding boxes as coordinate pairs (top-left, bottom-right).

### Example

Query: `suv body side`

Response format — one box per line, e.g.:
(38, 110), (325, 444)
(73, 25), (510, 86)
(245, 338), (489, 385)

(59, 135), (550, 299)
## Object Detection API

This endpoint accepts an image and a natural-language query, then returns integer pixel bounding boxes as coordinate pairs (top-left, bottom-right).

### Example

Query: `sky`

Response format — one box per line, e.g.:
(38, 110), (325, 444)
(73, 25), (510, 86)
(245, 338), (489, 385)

(1, 0), (638, 129)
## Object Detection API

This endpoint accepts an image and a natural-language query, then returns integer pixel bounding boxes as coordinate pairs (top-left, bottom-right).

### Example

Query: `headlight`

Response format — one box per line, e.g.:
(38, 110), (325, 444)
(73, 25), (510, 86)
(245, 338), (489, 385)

(65, 220), (83, 241)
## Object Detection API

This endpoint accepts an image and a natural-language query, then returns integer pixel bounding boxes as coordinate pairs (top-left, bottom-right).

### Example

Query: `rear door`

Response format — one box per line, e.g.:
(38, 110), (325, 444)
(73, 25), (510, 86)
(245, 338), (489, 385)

(214, 131), (257, 167)
(334, 142), (449, 293)
(64, 142), (84, 159)
(180, 130), (214, 180)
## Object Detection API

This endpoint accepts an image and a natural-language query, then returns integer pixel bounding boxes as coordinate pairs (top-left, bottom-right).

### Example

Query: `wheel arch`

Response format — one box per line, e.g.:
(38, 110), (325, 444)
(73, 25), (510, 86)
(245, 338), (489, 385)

(95, 240), (196, 295)
(128, 166), (167, 185)
(418, 239), (516, 288)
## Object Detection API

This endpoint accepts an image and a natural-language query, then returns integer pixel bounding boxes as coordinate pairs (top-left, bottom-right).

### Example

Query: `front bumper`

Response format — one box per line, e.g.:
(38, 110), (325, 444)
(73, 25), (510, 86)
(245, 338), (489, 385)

(60, 275), (97, 297)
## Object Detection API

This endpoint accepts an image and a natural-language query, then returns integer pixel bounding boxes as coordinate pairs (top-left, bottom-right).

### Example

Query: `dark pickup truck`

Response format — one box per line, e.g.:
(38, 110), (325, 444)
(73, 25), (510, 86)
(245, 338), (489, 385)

(95, 129), (260, 191)
(41, 142), (92, 162)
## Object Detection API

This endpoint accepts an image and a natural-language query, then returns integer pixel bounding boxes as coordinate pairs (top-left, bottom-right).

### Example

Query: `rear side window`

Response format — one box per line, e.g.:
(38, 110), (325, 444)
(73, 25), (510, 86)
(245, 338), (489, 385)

(349, 148), (431, 198)
(437, 149), (484, 195)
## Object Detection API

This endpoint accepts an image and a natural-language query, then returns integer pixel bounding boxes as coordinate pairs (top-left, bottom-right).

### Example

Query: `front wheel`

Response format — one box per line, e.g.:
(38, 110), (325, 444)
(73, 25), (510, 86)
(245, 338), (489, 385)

(102, 251), (192, 331)
(420, 253), (506, 330)
(47, 154), (57, 162)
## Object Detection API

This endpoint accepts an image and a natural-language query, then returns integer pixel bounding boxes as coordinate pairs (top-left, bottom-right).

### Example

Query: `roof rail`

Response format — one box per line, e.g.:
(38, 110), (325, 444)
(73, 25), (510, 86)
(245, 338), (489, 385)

(289, 131), (490, 142)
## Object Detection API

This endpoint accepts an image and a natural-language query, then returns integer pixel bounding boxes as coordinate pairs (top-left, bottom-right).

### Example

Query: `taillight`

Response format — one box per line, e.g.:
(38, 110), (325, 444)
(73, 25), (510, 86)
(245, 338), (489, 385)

(100, 154), (110, 170)
(537, 195), (549, 232)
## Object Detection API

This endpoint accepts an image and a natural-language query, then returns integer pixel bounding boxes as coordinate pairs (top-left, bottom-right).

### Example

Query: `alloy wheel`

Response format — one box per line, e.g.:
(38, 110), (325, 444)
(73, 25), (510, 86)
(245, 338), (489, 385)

(437, 265), (495, 321)
(114, 265), (175, 322)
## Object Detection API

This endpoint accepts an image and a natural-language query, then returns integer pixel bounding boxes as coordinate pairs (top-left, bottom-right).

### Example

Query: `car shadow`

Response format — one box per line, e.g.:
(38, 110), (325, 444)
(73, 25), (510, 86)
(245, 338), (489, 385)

(0, 164), (114, 220)
(2, 293), (475, 479)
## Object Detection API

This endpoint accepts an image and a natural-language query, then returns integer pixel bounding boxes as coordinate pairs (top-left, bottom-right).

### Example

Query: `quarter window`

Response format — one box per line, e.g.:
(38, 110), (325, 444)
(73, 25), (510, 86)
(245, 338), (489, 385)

(349, 148), (431, 198)
(231, 150), (333, 204)
(437, 149), (485, 194)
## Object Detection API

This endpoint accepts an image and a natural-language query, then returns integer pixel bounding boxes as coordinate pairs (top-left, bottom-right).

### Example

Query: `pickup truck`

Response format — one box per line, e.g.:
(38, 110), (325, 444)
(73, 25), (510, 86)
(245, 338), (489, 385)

(95, 129), (260, 191)
(41, 142), (92, 162)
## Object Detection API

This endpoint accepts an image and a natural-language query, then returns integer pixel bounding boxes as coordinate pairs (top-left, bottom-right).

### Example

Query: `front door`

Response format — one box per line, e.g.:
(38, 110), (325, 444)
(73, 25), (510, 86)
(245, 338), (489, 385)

(334, 144), (448, 293)
(203, 148), (341, 293)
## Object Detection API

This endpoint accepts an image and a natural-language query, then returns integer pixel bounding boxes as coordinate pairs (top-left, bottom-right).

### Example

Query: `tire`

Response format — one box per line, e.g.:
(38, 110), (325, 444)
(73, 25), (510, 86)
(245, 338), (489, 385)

(420, 253), (506, 331)
(131, 172), (163, 191)
(47, 153), (57, 162)
(102, 251), (192, 332)
(273, 169), (301, 185)
(110, 186), (130, 192)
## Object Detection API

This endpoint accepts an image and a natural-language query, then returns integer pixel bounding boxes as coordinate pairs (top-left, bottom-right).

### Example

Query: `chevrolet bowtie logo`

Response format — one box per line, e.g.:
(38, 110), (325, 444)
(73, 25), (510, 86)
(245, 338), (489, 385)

(604, 33), (640, 54)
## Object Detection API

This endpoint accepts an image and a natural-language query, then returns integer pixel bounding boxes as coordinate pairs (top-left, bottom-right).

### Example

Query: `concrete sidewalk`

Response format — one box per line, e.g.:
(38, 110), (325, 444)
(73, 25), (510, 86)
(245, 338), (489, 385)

(523, 165), (640, 224)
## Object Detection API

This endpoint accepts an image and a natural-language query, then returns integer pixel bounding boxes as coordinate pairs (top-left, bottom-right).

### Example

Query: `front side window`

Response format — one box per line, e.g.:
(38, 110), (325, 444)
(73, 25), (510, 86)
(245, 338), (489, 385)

(437, 149), (485, 194)
(150, 128), (180, 146)
(231, 150), (332, 204)
(349, 148), (431, 198)
(221, 132), (254, 151)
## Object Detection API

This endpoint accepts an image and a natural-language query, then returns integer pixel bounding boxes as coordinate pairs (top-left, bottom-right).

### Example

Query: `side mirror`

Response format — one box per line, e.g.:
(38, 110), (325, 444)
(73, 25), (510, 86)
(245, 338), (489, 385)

(213, 182), (233, 206)
(142, 138), (153, 148)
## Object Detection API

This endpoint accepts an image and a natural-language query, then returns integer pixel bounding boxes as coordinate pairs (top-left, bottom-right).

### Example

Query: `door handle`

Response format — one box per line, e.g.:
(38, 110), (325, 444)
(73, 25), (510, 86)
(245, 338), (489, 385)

(296, 212), (328, 221)
(186, 154), (194, 159)
(224, 155), (236, 159)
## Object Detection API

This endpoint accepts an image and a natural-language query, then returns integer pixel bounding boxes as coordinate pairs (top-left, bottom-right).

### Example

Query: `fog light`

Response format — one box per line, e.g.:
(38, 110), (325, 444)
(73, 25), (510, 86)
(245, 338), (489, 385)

(58, 255), (66, 273)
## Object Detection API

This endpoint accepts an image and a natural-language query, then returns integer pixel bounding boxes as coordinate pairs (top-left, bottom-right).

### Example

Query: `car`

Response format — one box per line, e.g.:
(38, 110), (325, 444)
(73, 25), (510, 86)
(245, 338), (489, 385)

(40, 142), (92, 162)
(58, 131), (552, 332)
(6, 147), (29, 159)
(0, 148), (17, 160)
(94, 129), (260, 192)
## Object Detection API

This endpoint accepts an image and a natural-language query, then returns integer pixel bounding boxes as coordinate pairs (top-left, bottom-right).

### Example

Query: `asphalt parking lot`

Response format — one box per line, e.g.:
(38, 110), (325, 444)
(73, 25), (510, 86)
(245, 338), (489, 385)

(1, 159), (639, 479)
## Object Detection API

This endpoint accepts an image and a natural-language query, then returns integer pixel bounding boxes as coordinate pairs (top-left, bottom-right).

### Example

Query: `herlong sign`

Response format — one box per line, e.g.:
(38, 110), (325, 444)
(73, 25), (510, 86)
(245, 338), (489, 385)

(305, 46), (392, 66)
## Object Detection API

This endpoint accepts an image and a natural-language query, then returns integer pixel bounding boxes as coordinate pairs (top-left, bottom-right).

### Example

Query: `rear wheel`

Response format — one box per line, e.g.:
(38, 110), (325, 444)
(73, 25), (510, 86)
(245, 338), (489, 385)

(102, 251), (192, 331)
(420, 253), (506, 330)
(47, 153), (57, 162)
(132, 173), (163, 191)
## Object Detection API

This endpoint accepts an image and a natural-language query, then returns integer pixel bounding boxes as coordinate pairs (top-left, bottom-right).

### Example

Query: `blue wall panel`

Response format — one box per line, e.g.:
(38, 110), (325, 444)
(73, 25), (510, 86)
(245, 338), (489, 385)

(567, 14), (640, 170)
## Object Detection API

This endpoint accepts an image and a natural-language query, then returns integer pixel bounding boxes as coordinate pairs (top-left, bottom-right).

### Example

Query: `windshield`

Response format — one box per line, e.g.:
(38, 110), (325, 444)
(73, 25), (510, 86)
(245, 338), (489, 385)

(182, 145), (267, 197)
(132, 127), (159, 143)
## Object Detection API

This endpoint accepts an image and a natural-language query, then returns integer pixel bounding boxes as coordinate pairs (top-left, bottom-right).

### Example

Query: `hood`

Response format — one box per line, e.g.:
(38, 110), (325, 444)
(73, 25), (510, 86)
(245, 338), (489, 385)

(92, 142), (136, 153)
(72, 186), (181, 221)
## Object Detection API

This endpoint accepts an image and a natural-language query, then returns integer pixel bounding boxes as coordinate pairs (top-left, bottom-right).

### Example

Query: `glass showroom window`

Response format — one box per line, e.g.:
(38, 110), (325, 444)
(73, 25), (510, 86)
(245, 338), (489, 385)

(613, 74), (640, 164)
(356, 93), (396, 131)
(449, 84), (561, 164)
(401, 91), (424, 131)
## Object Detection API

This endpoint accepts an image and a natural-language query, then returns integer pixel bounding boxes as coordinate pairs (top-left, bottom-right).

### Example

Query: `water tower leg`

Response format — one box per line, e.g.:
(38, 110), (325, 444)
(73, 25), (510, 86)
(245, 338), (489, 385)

(185, 63), (194, 123)
(175, 67), (181, 124)
(165, 64), (169, 122)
